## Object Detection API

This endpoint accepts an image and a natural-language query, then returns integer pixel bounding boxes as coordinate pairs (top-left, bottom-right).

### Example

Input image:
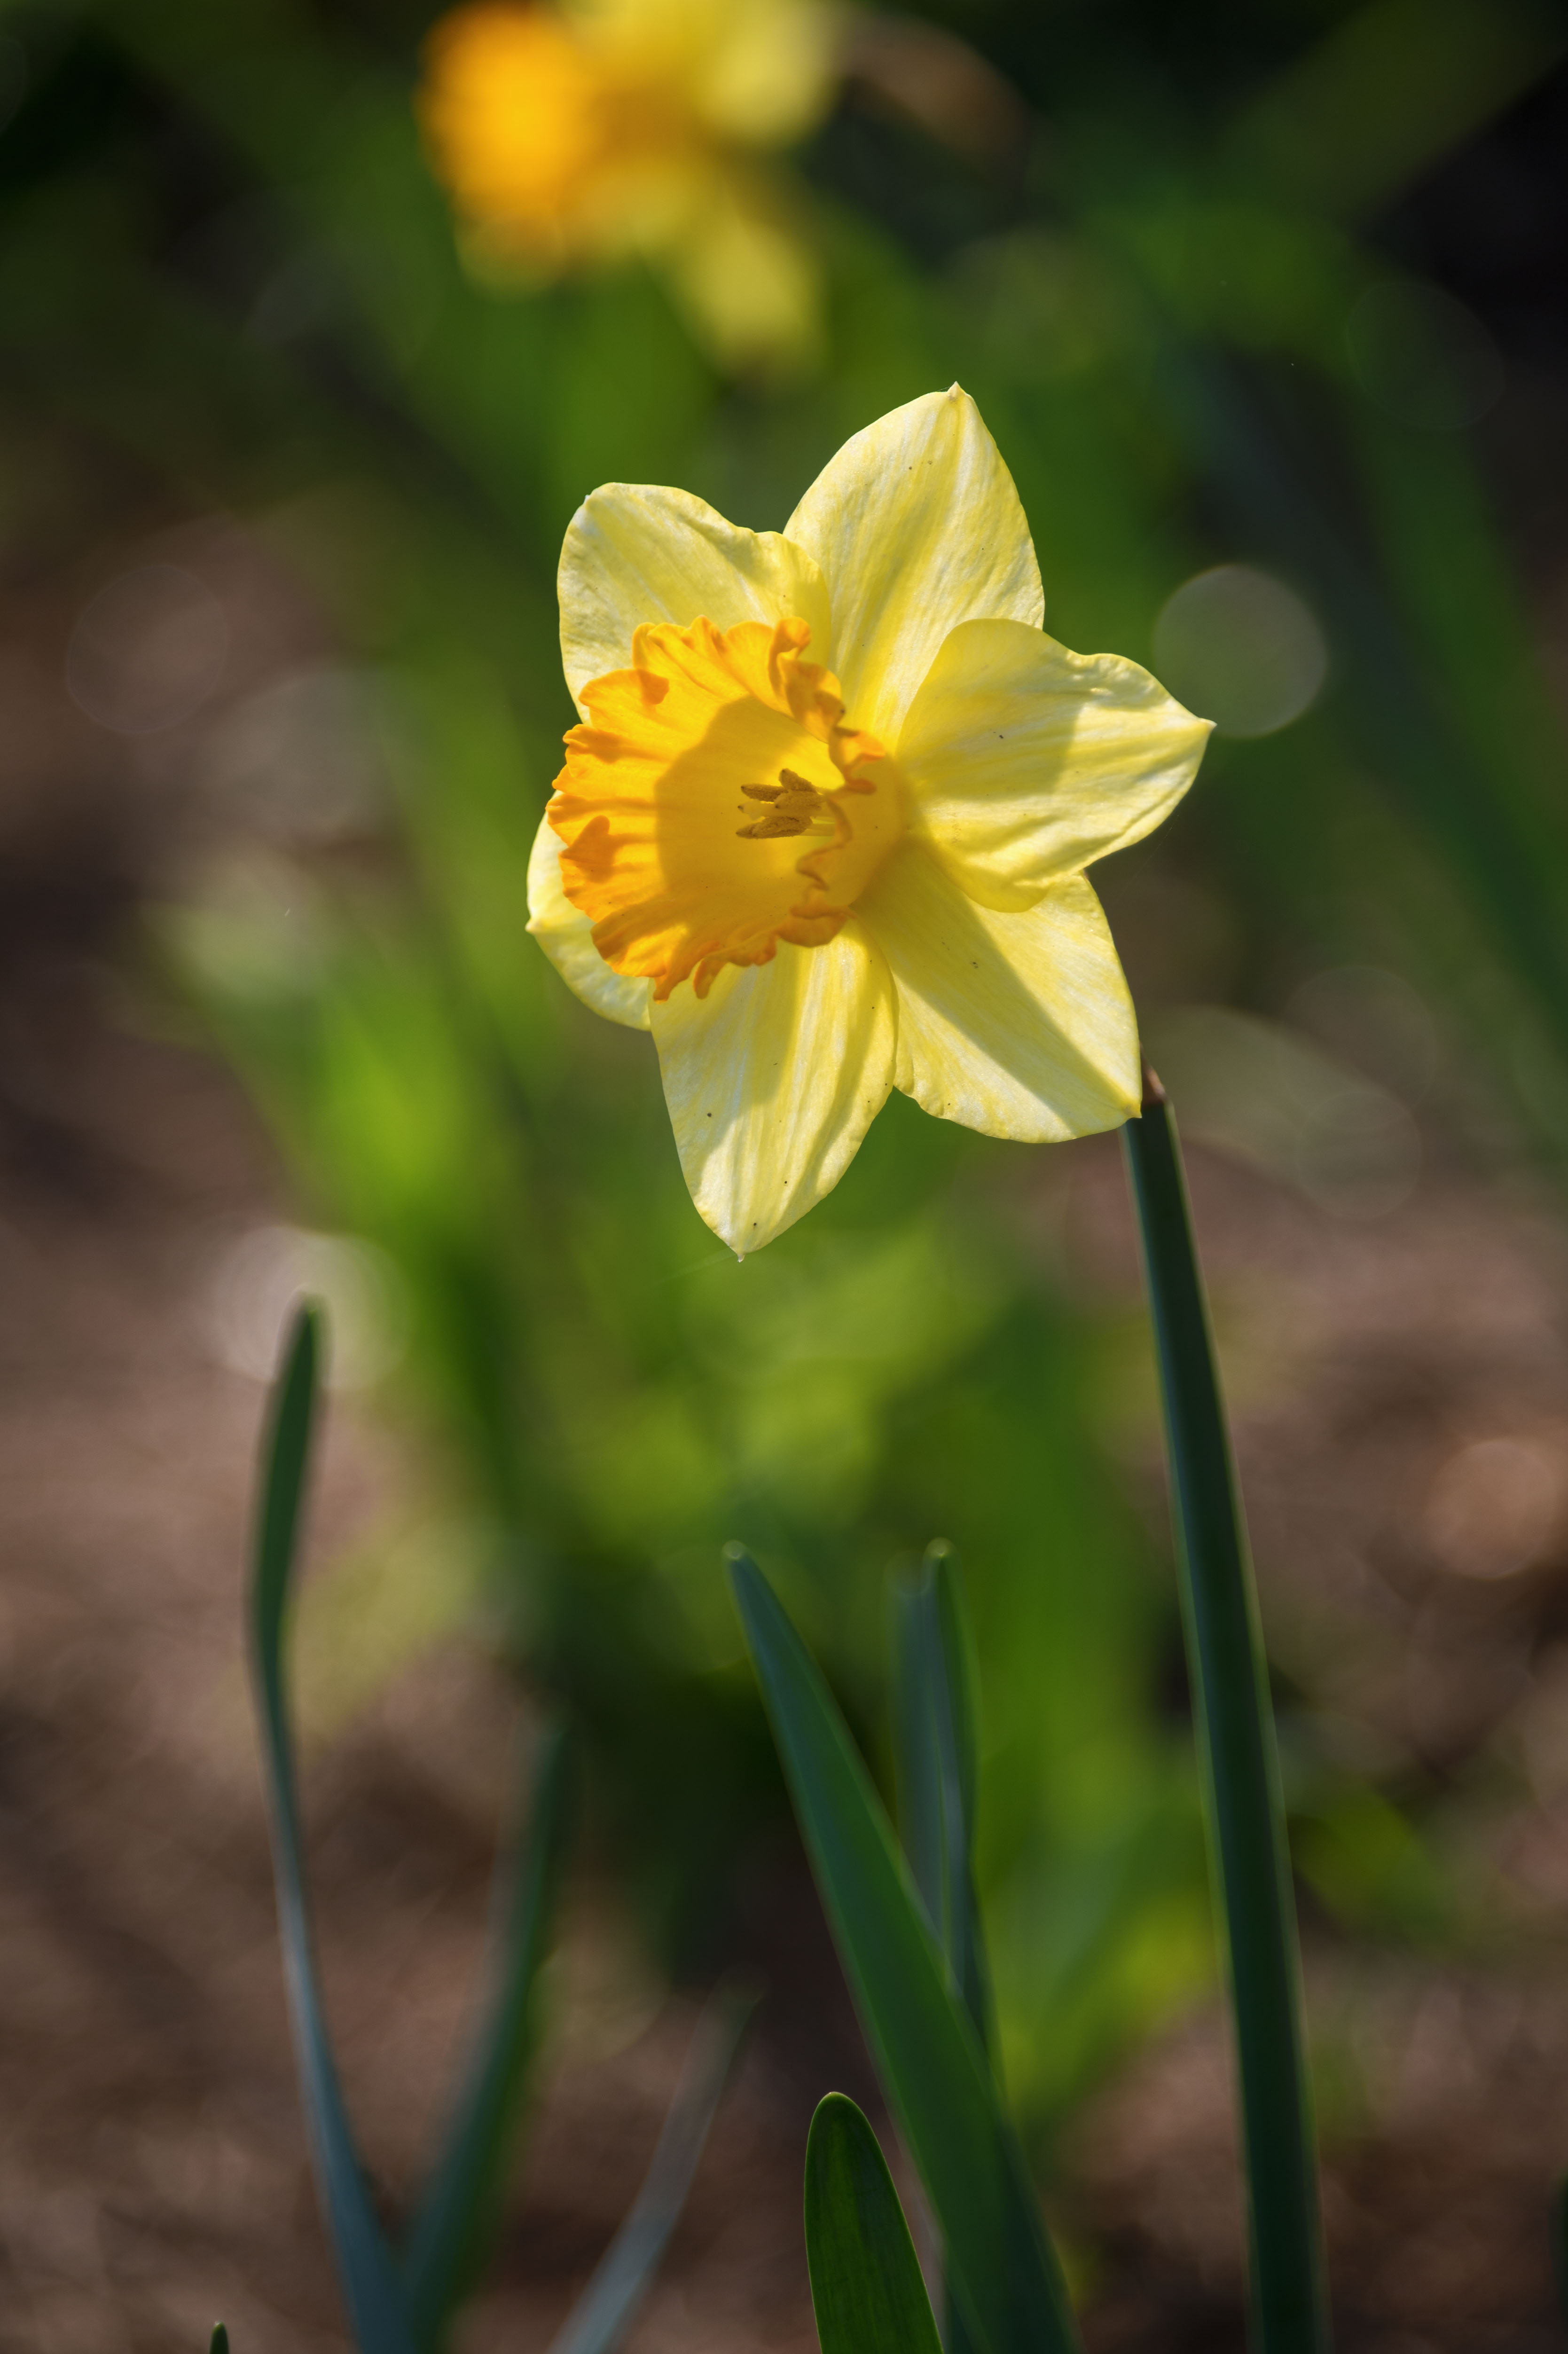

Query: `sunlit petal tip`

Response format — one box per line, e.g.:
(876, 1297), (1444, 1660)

(526, 806), (653, 1030)
(784, 385), (1043, 745)
(897, 619), (1215, 906)
(651, 926), (897, 1252)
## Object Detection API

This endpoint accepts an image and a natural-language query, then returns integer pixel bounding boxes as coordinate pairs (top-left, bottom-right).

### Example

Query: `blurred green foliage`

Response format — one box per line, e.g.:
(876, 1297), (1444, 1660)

(3, 0), (1566, 2154)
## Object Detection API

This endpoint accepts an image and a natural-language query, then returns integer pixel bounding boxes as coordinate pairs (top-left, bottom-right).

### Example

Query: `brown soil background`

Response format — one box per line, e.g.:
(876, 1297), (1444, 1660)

(8, 926), (1568, 2353)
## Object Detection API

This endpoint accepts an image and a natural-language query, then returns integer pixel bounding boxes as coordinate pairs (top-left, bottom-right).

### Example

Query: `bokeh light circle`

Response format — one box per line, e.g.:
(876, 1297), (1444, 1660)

(1283, 965), (1441, 1102)
(1152, 564), (1327, 739)
(66, 562), (228, 735)
(1424, 1437), (1561, 1582)
(198, 664), (388, 842)
(205, 1224), (409, 1390)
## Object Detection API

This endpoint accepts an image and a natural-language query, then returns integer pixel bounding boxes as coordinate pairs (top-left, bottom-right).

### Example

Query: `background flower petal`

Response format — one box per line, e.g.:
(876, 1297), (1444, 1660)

(650, 924), (896, 1251)
(658, 165), (822, 376)
(861, 840), (1139, 1139)
(682, 0), (837, 144)
(897, 616), (1213, 910)
(783, 385), (1043, 745)
(526, 806), (653, 1028)
(560, 484), (831, 713)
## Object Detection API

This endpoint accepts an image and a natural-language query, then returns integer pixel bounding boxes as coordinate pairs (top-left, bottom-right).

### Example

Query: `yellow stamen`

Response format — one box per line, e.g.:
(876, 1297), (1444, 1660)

(736, 768), (836, 838)
(549, 615), (902, 999)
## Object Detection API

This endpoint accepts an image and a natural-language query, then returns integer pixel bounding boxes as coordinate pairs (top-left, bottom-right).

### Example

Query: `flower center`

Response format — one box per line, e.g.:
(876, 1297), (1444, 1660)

(550, 614), (903, 999)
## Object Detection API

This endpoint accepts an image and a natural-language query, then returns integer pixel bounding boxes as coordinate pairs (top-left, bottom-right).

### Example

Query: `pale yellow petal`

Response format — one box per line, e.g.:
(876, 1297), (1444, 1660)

(650, 923), (896, 1250)
(686, 0), (836, 142)
(783, 385), (1042, 744)
(861, 841), (1138, 1139)
(560, 484), (831, 714)
(897, 617), (1213, 910)
(526, 805), (652, 1028)
(659, 167), (822, 376)
(564, 0), (834, 143)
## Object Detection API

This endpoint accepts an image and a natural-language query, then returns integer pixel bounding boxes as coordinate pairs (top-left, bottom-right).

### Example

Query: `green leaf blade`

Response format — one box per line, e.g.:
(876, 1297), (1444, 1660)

(893, 1570), (945, 1948)
(894, 1545), (995, 2059)
(804, 2094), (942, 2354)
(1122, 1090), (1328, 2354)
(250, 1305), (417, 2354)
(402, 1721), (576, 2349)
(543, 1979), (757, 2354)
(729, 1553), (1080, 2354)
(893, 1548), (995, 2354)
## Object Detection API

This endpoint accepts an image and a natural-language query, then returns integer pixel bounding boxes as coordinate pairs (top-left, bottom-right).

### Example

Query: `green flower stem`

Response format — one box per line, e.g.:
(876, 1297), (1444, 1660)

(1121, 1075), (1330, 2354)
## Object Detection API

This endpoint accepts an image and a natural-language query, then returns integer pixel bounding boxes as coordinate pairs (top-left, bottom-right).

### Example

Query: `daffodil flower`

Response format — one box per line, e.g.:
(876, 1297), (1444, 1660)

(419, 0), (832, 370)
(528, 387), (1212, 1252)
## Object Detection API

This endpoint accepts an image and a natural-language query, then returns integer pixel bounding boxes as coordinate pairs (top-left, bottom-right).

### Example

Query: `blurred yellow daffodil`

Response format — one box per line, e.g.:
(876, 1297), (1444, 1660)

(528, 387), (1212, 1251)
(418, 0), (834, 371)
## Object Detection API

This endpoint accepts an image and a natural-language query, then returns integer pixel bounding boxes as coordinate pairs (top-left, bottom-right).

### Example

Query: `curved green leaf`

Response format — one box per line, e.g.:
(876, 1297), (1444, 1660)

(544, 1978), (758, 2354)
(893, 1544), (994, 2056)
(250, 1305), (417, 2354)
(251, 1315), (735, 2354)
(804, 2094), (941, 2354)
(893, 1546), (994, 2354)
(403, 1721), (575, 2348)
(729, 1551), (1080, 2354)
